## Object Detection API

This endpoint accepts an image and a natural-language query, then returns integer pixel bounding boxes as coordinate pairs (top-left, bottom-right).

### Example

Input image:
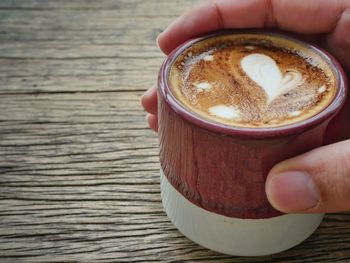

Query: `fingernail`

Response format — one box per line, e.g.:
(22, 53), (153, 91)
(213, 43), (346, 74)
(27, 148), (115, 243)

(156, 34), (162, 50)
(266, 171), (320, 212)
(143, 87), (154, 98)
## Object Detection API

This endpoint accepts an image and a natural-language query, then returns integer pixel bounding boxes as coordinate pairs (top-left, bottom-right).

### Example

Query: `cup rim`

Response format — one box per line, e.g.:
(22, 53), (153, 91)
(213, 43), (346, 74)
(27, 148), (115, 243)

(158, 29), (348, 139)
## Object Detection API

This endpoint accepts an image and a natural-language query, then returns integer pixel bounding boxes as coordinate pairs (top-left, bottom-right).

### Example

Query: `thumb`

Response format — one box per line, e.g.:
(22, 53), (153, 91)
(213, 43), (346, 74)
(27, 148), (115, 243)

(265, 140), (350, 213)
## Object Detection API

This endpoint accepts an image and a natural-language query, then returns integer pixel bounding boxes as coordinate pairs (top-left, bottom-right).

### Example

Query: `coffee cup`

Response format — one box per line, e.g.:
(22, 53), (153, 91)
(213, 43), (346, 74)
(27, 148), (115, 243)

(157, 30), (347, 256)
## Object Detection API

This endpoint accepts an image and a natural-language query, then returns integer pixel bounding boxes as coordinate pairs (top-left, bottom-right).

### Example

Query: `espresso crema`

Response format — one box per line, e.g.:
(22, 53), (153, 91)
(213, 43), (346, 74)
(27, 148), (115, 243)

(169, 33), (337, 127)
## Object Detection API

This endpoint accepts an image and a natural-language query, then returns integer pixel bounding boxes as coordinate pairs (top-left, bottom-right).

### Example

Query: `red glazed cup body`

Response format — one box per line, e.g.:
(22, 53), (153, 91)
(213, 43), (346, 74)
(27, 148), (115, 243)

(158, 30), (347, 219)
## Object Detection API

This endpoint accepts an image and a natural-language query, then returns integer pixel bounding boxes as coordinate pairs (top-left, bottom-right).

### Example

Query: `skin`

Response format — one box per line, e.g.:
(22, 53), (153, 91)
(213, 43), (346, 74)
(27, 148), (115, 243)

(141, 0), (350, 214)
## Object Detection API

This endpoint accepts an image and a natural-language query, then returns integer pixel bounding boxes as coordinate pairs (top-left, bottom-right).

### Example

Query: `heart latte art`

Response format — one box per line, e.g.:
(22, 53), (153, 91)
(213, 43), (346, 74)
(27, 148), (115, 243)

(169, 34), (336, 127)
(241, 54), (303, 104)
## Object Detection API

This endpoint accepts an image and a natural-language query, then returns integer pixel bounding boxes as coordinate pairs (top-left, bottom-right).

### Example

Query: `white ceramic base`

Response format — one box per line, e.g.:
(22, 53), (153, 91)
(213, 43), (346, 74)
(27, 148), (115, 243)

(160, 169), (324, 256)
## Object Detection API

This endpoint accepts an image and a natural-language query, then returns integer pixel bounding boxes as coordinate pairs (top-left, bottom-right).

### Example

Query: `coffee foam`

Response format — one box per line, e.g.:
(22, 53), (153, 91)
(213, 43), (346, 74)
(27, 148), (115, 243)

(209, 105), (241, 120)
(169, 33), (337, 128)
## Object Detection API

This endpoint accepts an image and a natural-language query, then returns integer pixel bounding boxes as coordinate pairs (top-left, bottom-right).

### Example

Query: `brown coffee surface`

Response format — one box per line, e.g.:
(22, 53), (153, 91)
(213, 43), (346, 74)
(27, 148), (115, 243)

(169, 34), (337, 127)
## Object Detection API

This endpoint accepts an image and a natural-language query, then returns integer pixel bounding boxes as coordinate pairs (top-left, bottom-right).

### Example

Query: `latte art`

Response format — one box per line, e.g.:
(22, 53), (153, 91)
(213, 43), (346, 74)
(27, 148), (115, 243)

(169, 33), (336, 127)
(241, 54), (304, 104)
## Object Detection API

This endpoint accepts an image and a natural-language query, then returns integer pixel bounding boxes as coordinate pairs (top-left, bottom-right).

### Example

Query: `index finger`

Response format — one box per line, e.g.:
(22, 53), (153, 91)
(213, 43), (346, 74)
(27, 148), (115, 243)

(157, 0), (348, 55)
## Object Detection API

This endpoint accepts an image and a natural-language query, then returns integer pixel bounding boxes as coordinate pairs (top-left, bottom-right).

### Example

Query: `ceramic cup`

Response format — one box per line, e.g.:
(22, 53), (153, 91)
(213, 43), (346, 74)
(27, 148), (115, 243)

(157, 30), (347, 256)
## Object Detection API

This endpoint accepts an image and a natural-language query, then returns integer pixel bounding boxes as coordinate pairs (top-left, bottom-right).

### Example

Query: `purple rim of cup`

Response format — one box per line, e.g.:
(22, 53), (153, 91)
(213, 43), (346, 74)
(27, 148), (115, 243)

(158, 30), (348, 139)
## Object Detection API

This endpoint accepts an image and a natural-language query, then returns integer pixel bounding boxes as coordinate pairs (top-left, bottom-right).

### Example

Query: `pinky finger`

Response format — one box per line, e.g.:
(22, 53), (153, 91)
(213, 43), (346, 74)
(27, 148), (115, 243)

(146, 113), (158, 133)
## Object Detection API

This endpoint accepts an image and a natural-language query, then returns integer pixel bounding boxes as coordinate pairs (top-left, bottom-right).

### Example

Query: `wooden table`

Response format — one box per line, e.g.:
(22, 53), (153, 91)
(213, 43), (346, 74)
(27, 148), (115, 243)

(1, 0), (349, 261)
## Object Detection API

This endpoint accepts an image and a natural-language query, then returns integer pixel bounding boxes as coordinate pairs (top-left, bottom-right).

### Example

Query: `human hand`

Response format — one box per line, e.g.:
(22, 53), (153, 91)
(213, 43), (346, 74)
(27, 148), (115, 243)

(141, 0), (350, 213)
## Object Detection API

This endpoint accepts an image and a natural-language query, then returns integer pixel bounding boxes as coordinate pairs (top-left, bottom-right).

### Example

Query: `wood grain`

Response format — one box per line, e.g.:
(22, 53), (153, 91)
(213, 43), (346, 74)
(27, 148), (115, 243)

(0, 0), (350, 262)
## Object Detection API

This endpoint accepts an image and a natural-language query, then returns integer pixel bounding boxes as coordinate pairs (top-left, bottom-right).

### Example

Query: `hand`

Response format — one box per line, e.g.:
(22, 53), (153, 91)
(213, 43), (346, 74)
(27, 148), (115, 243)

(141, 0), (350, 214)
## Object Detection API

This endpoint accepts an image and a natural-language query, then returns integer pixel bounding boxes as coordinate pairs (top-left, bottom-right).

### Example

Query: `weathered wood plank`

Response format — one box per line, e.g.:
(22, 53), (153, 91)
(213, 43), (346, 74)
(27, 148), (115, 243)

(1, 0), (350, 262)
(0, 0), (185, 93)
